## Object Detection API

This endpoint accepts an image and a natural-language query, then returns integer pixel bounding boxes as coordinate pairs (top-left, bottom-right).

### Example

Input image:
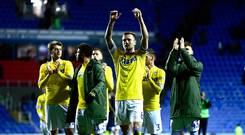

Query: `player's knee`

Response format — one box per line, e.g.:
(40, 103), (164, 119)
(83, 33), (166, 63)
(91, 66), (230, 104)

(120, 125), (131, 135)
(133, 122), (142, 135)
(133, 122), (142, 128)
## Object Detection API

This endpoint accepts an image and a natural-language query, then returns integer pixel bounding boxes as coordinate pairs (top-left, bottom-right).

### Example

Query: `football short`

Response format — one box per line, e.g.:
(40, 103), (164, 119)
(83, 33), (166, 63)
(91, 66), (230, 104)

(115, 100), (143, 125)
(46, 104), (68, 131)
(143, 109), (162, 134)
(170, 117), (200, 132)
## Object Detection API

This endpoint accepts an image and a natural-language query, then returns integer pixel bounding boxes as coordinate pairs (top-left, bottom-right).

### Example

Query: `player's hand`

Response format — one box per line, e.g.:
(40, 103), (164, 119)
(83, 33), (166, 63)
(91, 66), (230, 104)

(110, 10), (121, 22)
(145, 66), (150, 79)
(180, 37), (185, 49)
(173, 38), (179, 50)
(47, 63), (54, 74)
(53, 61), (60, 73)
(102, 62), (107, 71)
(132, 8), (142, 20)
(85, 92), (96, 104)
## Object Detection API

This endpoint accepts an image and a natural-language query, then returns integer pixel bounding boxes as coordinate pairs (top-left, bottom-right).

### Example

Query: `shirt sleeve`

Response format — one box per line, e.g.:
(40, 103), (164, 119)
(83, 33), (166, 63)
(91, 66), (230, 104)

(38, 64), (49, 89)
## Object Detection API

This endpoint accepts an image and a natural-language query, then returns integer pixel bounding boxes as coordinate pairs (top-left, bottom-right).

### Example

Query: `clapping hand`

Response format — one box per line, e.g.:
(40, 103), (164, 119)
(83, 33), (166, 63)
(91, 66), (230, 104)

(47, 62), (53, 74)
(180, 37), (185, 49)
(46, 61), (60, 74)
(53, 61), (60, 73)
(145, 66), (150, 80)
(173, 38), (179, 50)
(173, 37), (185, 50)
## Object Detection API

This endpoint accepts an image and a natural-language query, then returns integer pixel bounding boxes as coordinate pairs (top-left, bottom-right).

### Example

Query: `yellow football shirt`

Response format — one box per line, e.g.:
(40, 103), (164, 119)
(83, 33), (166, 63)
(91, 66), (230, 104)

(38, 60), (74, 105)
(112, 49), (146, 100)
(104, 65), (114, 112)
(105, 66), (114, 92)
(36, 93), (46, 123)
(143, 66), (166, 111)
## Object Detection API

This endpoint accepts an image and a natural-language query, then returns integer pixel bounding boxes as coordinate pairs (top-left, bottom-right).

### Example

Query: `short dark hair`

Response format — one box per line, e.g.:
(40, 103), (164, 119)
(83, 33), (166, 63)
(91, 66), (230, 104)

(77, 43), (93, 57)
(184, 41), (192, 47)
(48, 40), (63, 52)
(147, 48), (156, 60)
(93, 47), (103, 55)
(123, 32), (136, 39)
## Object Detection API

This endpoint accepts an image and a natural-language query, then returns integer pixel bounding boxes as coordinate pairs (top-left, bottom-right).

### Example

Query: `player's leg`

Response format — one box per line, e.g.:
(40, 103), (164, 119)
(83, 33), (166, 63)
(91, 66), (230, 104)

(46, 104), (59, 135)
(76, 109), (93, 135)
(144, 110), (162, 135)
(170, 118), (185, 135)
(198, 118), (203, 135)
(94, 119), (108, 135)
(64, 128), (73, 135)
(128, 100), (143, 135)
(202, 118), (208, 135)
(115, 100), (131, 135)
(120, 124), (131, 135)
(56, 105), (73, 135)
(40, 121), (50, 135)
(187, 119), (200, 135)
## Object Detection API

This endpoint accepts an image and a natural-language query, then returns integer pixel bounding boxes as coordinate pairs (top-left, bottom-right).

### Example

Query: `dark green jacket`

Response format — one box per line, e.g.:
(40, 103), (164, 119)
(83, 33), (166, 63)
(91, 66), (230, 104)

(166, 48), (203, 119)
(66, 59), (107, 124)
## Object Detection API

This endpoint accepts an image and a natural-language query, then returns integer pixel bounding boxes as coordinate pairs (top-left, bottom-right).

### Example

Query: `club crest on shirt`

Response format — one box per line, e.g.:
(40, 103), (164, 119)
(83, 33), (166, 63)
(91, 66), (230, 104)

(59, 64), (65, 73)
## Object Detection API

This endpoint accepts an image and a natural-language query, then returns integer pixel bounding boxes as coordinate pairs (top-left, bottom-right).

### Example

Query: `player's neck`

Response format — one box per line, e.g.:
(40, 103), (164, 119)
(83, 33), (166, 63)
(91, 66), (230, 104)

(125, 51), (135, 55)
(125, 48), (135, 54)
(83, 57), (90, 65)
(51, 57), (61, 62)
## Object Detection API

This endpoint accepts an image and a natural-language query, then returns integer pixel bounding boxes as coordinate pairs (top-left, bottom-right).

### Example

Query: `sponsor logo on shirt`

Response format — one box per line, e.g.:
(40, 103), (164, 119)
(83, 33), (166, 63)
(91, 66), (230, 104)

(120, 56), (137, 65)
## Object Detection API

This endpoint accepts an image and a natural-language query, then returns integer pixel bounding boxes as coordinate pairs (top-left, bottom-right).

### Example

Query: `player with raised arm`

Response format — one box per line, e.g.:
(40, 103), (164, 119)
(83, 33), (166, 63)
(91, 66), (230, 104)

(105, 8), (149, 135)
(165, 37), (203, 135)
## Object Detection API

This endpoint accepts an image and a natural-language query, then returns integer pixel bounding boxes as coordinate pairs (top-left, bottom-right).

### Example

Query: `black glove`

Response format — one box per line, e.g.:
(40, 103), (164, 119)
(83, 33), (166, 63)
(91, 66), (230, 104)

(85, 92), (95, 104)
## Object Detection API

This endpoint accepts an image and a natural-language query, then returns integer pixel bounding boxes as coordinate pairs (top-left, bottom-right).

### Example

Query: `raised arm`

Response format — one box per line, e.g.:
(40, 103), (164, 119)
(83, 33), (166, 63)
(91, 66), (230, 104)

(165, 38), (179, 76)
(104, 10), (120, 53)
(133, 8), (149, 50)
